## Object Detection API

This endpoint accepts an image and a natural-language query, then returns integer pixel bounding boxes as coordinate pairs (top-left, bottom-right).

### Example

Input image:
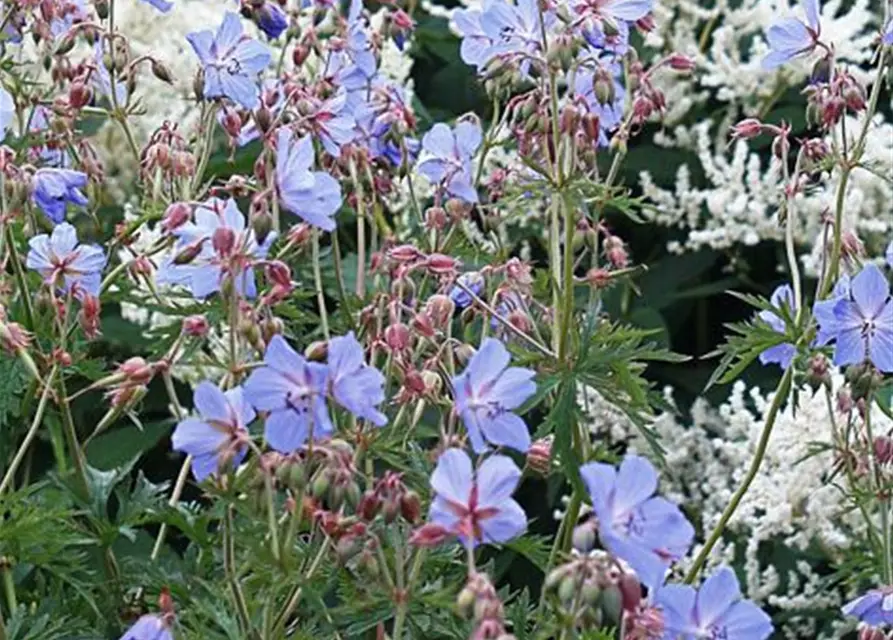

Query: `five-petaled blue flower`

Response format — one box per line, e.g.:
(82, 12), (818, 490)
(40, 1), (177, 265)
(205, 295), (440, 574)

(171, 381), (252, 481)
(757, 284), (797, 369)
(26, 222), (105, 297)
(31, 168), (89, 224)
(814, 263), (893, 373)
(187, 12), (272, 109)
(428, 448), (527, 546)
(761, 0), (821, 69)
(453, 0), (554, 76)
(842, 587), (893, 626)
(155, 197), (276, 299)
(654, 566), (773, 640)
(579, 454), (694, 590)
(417, 120), (481, 203)
(452, 338), (536, 454)
(119, 613), (173, 640)
(328, 332), (387, 426)
(275, 127), (343, 231)
(243, 335), (332, 453)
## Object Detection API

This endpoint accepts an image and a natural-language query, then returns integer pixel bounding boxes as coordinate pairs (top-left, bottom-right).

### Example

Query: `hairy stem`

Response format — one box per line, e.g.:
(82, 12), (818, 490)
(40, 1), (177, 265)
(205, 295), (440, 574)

(0, 367), (57, 494)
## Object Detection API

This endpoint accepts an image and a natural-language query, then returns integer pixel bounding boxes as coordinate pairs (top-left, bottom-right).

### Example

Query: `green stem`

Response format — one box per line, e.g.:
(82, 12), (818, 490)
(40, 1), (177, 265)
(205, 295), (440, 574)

(349, 160), (367, 299)
(312, 228), (330, 340)
(3, 224), (35, 332)
(272, 536), (330, 634)
(0, 367), (57, 494)
(57, 377), (89, 500)
(224, 505), (256, 638)
(1, 563), (16, 613)
(684, 367), (794, 583)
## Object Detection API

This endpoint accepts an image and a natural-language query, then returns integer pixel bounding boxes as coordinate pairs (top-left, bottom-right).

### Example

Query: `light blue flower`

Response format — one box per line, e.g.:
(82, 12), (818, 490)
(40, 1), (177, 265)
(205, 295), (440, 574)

(815, 263), (893, 372)
(255, 1), (288, 39)
(452, 338), (536, 454)
(171, 382), (253, 481)
(417, 120), (481, 203)
(580, 454), (694, 590)
(449, 271), (484, 308)
(842, 587), (893, 626)
(187, 12), (272, 109)
(92, 43), (128, 106)
(243, 335), (332, 453)
(328, 332), (387, 426)
(139, 0), (173, 13)
(275, 127), (342, 231)
(428, 448), (527, 546)
(654, 566), (773, 640)
(155, 197), (276, 299)
(757, 284), (797, 369)
(26, 222), (105, 297)
(761, 0), (821, 69)
(31, 168), (89, 224)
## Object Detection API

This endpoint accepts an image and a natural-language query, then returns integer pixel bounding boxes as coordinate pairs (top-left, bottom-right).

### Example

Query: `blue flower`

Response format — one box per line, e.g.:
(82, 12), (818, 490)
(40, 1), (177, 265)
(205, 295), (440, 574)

(757, 284), (797, 369)
(226, 79), (286, 147)
(579, 454), (694, 590)
(812, 275), (850, 346)
(26, 222), (105, 297)
(573, 54), (626, 147)
(351, 84), (419, 166)
(304, 90), (357, 157)
(254, 2), (288, 39)
(243, 335), (332, 453)
(92, 43), (128, 106)
(814, 263), (893, 373)
(842, 587), (893, 626)
(49, 0), (87, 40)
(452, 338), (536, 454)
(587, 0), (652, 22)
(884, 20), (893, 46)
(31, 168), (89, 224)
(275, 127), (342, 231)
(328, 332), (387, 426)
(187, 12), (272, 109)
(171, 382), (252, 481)
(155, 197), (276, 299)
(28, 106), (72, 168)
(654, 566), (773, 640)
(761, 0), (820, 69)
(119, 614), (173, 640)
(454, 0), (554, 76)
(417, 120), (481, 203)
(139, 0), (173, 12)
(428, 448), (526, 546)
(0, 87), (14, 142)
(342, 0), (377, 83)
(449, 271), (485, 308)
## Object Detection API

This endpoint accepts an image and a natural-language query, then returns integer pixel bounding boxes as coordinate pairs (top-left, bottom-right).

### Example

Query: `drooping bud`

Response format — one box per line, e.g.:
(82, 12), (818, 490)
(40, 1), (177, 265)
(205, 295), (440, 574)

(151, 59), (174, 84)
(425, 294), (455, 327)
(212, 226), (236, 256)
(161, 202), (191, 233)
(571, 520), (598, 552)
(526, 437), (552, 476)
(667, 53), (696, 71)
(183, 314), (209, 337)
(410, 522), (452, 548)
(384, 323), (411, 351)
(730, 118), (763, 140)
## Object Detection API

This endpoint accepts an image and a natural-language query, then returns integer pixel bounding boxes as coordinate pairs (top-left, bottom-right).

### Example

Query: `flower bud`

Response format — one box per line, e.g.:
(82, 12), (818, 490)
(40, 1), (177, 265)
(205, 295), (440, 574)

(162, 202), (191, 233)
(411, 312), (436, 338)
(426, 253), (459, 274)
(875, 437), (893, 465)
(600, 583), (623, 622)
(859, 624), (888, 640)
(593, 75), (615, 106)
(619, 572), (642, 612)
(388, 244), (424, 263)
(0, 321), (32, 354)
(572, 520), (597, 552)
(252, 211), (274, 246)
(55, 32), (77, 56)
(151, 59), (174, 84)
(526, 437), (552, 476)
(183, 314), (209, 337)
(667, 53), (696, 71)
(384, 323), (411, 351)
(730, 118), (763, 140)
(425, 294), (455, 327)
(305, 340), (328, 361)
(810, 55), (832, 84)
(212, 227), (236, 256)
(68, 81), (92, 109)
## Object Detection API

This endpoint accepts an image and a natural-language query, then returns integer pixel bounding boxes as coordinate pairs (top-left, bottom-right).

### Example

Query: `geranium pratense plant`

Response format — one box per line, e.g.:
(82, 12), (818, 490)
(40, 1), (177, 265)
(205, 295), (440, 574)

(0, 0), (890, 637)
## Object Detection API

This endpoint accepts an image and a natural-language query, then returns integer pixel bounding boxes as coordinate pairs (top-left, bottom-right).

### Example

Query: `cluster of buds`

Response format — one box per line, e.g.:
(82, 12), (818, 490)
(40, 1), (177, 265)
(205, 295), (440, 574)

(455, 572), (517, 640)
(805, 69), (867, 129)
(306, 439), (361, 510)
(141, 121), (196, 182)
(543, 551), (643, 630)
(802, 353), (832, 392)
(0, 307), (32, 355)
(860, 624), (893, 640)
(104, 356), (160, 408)
(357, 471), (421, 523)
(845, 362), (885, 402)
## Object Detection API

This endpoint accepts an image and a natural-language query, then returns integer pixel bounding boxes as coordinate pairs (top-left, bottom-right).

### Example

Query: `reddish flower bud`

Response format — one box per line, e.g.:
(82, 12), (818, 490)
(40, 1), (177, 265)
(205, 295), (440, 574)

(119, 356), (154, 385)
(388, 244), (424, 263)
(400, 490), (422, 523)
(68, 80), (93, 109)
(78, 294), (101, 339)
(53, 348), (72, 367)
(875, 437), (893, 465)
(425, 206), (447, 231)
(266, 260), (292, 288)
(526, 437), (552, 476)
(411, 312), (436, 338)
(619, 572), (642, 612)
(586, 267), (613, 289)
(161, 202), (191, 233)
(730, 118), (763, 140)
(384, 323), (411, 351)
(426, 253), (459, 274)
(212, 226), (236, 255)
(0, 321), (32, 354)
(183, 314), (209, 337)
(221, 108), (243, 139)
(667, 53), (696, 71)
(358, 490), (381, 521)
(409, 523), (452, 547)
(425, 294), (455, 327)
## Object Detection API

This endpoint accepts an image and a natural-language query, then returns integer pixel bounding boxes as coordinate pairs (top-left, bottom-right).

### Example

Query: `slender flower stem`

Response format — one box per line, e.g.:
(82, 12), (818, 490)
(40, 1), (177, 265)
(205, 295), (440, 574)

(820, 50), (888, 299)
(150, 456), (191, 562)
(264, 470), (281, 563)
(57, 377), (89, 499)
(312, 228), (330, 340)
(1, 562), (16, 614)
(272, 535), (330, 634)
(349, 160), (366, 299)
(684, 367), (794, 583)
(224, 505), (255, 638)
(0, 367), (57, 495)
(3, 224), (35, 332)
